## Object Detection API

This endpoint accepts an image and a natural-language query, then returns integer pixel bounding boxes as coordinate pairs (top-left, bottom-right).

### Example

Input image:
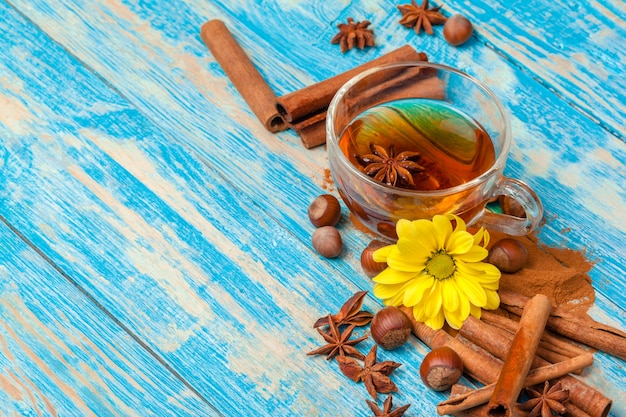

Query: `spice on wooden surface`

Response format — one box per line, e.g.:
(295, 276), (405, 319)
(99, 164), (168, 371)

(436, 354), (592, 415)
(366, 394), (411, 417)
(331, 17), (375, 53)
(456, 308), (612, 417)
(487, 231), (595, 314)
(397, 0), (447, 35)
(200, 20), (287, 133)
(519, 381), (569, 417)
(486, 294), (552, 417)
(307, 315), (368, 360)
(277, 45), (427, 123)
(337, 344), (401, 400)
(313, 290), (373, 328)
(321, 168), (335, 191)
(500, 290), (626, 361)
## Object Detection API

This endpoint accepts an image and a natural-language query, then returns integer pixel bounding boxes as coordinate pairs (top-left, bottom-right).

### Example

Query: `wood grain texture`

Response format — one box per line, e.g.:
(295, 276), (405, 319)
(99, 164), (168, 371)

(0, 222), (219, 415)
(0, 0), (624, 415)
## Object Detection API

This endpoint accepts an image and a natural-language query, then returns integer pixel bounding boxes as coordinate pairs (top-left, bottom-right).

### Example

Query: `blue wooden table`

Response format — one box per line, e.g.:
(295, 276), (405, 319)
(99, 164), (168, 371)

(0, 0), (624, 415)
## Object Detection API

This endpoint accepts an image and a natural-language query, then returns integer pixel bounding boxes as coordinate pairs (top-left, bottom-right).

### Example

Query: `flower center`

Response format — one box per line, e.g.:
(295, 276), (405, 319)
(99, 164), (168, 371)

(425, 250), (456, 281)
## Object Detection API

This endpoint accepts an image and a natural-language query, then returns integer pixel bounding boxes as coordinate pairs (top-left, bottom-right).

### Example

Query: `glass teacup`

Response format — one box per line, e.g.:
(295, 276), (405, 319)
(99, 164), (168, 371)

(326, 61), (543, 240)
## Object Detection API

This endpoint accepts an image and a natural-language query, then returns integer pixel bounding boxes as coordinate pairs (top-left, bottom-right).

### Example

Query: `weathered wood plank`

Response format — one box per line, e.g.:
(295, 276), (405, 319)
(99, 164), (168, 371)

(1, 0), (624, 416)
(0, 222), (219, 416)
(0, 4), (445, 415)
(441, 0), (626, 140)
(7, 0), (623, 302)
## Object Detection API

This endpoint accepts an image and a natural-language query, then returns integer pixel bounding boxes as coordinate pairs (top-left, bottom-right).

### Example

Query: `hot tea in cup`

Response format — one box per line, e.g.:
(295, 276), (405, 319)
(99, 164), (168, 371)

(326, 62), (543, 239)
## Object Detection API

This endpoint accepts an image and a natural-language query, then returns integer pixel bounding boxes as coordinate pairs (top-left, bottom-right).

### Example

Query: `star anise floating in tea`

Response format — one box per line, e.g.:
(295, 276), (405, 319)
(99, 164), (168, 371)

(331, 17), (375, 53)
(336, 344), (402, 400)
(313, 290), (373, 329)
(366, 394), (411, 417)
(307, 314), (368, 360)
(397, 0), (447, 35)
(519, 381), (569, 417)
(355, 143), (424, 188)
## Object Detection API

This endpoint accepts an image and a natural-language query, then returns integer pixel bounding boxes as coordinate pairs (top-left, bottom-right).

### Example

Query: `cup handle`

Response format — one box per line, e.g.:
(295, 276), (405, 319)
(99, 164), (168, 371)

(477, 177), (544, 236)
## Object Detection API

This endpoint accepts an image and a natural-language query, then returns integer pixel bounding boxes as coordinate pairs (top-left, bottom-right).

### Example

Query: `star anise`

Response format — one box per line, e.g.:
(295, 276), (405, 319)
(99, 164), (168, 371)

(355, 143), (424, 188)
(336, 344), (401, 400)
(366, 395), (411, 417)
(313, 290), (373, 329)
(331, 17), (375, 53)
(307, 315), (368, 360)
(397, 0), (447, 35)
(519, 381), (569, 417)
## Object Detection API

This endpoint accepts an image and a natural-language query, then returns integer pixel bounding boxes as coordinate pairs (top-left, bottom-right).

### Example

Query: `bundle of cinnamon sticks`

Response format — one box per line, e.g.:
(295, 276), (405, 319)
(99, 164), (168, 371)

(200, 19), (432, 148)
(402, 288), (626, 417)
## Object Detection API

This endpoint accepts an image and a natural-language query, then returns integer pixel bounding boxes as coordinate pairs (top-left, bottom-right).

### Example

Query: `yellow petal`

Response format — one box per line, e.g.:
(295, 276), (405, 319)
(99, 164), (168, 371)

(411, 219), (438, 250)
(454, 245), (489, 262)
(473, 227), (490, 247)
(387, 241), (429, 271)
(425, 310), (445, 330)
(433, 215), (453, 249)
(372, 245), (394, 262)
(456, 290), (471, 320)
(396, 218), (415, 239)
(448, 214), (467, 232)
(469, 304), (482, 319)
(403, 275), (434, 306)
(372, 267), (416, 285)
(484, 289), (500, 310)
(373, 282), (405, 300)
(457, 261), (501, 283)
(397, 236), (432, 260)
(456, 274), (487, 306)
(445, 231), (475, 255)
(423, 280), (443, 318)
(412, 305), (427, 323)
(386, 288), (408, 306)
(443, 308), (465, 330)
(441, 279), (460, 312)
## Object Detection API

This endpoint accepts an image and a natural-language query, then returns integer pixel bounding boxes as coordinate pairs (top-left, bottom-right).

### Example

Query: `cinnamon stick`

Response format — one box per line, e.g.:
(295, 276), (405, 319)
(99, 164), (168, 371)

(459, 313), (612, 417)
(200, 19), (287, 133)
(499, 290), (626, 361)
(404, 306), (611, 417)
(486, 294), (552, 417)
(291, 67), (444, 148)
(276, 45), (428, 124)
(480, 310), (588, 359)
(437, 353), (594, 415)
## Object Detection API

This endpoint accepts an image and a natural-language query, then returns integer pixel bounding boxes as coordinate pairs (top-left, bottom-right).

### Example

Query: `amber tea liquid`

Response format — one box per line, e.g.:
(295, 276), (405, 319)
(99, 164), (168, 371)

(336, 98), (497, 238)
(339, 98), (495, 191)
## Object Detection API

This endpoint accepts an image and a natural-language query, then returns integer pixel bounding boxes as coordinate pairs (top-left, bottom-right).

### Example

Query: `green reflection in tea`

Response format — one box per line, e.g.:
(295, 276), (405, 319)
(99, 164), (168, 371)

(339, 99), (496, 190)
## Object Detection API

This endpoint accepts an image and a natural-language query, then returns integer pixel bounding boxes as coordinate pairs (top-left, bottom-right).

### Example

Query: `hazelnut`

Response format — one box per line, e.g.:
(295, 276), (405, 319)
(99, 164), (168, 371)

(308, 194), (342, 228)
(443, 14), (473, 46)
(371, 306), (412, 350)
(499, 195), (526, 218)
(360, 240), (389, 277)
(419, 346), (464, 391)
(311, 226), (343, 258)
(488, 238), (529, 273)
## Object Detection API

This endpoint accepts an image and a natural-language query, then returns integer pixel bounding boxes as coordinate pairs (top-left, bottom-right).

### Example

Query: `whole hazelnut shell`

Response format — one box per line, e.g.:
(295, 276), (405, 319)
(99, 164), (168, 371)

(419, 346), (464, 391)
(443, 14), (473, 46)
(360, 240), (389, 277)
(308, 194), (341, 228)
(488, 238), (529, 273)
(311, 226), (343, 258)
(499, 195), (526, 218)
(371, 306), (412, 350)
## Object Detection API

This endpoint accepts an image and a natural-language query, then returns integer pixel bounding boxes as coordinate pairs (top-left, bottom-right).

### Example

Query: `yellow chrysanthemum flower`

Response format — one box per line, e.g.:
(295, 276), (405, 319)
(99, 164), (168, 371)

(372, 214), (501, 330)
